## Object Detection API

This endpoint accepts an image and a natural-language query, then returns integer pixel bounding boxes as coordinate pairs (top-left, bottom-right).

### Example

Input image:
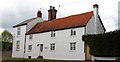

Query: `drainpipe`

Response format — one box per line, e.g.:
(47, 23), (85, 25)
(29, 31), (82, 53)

(23, 25), (27, 58)
(23, 35), (26, 58)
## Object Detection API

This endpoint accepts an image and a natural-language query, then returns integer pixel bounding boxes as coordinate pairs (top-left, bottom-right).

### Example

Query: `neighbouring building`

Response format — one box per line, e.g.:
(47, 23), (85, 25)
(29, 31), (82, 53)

(12, 4), (106, 60)
(118, 1), (120, 29)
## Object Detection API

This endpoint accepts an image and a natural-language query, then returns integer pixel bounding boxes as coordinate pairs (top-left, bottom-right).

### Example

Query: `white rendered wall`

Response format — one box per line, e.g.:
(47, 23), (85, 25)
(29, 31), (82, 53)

(96, 17), (105, 34)
(118, 1), (120, 29)
(12, 25), (26, 58)
(86, 16), (105, 34)
(26, 18), (44, 32)
(25, 27), (85, 60)
(86, 16), (96, 34)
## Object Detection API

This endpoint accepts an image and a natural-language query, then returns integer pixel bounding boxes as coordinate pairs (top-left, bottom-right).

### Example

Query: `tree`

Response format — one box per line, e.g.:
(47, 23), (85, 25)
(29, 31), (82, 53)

(1, 30), (13, 42)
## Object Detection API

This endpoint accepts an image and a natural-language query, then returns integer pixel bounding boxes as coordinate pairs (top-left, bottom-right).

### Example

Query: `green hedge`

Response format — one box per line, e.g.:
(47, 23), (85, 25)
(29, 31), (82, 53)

(82, 30), (120, 57)
(2, 58), (88, 62)
(116, 57), (120, 62)
(2, 41), (12, 51)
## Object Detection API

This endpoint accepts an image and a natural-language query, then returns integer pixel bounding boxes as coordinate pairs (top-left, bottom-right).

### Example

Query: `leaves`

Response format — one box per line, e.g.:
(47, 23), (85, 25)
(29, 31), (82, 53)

(2, 41), (12, 51)
(83, 30), (120, 57)
(1, 30), (13, 42)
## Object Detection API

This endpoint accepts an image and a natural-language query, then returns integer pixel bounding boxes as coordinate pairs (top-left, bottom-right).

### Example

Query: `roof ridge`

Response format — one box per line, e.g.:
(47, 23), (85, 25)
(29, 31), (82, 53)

(51, 11), (93, 21)
(38, 11), (93, 23)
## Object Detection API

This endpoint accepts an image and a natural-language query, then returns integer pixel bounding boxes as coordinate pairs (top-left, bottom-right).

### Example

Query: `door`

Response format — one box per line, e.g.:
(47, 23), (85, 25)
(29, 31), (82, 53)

(40, 44), (43, 52)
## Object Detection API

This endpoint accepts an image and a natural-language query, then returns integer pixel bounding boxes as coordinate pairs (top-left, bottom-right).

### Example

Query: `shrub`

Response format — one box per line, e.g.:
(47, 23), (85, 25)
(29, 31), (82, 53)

(82, 30), (120, 57)
(2, 41), (12, 51)
(116, 57), (120, 62)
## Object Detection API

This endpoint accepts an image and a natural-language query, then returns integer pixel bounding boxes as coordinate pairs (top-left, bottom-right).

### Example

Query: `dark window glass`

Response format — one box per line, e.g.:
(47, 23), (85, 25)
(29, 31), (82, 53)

(70, 42), (76, 51)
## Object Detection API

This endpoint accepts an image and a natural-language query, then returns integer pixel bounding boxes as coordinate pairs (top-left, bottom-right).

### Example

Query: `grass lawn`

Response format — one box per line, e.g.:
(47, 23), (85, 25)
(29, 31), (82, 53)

(1, 58), (91, 62)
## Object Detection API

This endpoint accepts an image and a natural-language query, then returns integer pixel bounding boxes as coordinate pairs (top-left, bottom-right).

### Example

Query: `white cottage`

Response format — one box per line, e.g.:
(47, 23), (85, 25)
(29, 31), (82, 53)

(12, 4), (106, 60)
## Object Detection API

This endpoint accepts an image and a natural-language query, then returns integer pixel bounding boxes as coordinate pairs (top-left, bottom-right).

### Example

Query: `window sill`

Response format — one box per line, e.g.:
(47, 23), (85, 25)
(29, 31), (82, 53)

(28, 50), (32, 52)
(16, 49), (20, 51)
(70, 35), (77, 37)
(50, 37), (55, 39)
(69, 50), (76, 52)
(50, 50), (55, 52)
(17, 35), (21, 37)
(29, 39), (33, 41)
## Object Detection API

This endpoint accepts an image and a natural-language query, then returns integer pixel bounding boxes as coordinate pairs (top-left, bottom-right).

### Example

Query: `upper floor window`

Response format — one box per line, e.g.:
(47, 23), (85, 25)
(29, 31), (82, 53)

(50, 43), (55, 51)
(71, 29), (76, 36)
(28, 45), (32, 51)
(29, 34), (33, 40)
(51, 31), (55, 37)
(70, 42), (76, 51)
(17, 27), (21, 36)
(16, 40), (20, 51)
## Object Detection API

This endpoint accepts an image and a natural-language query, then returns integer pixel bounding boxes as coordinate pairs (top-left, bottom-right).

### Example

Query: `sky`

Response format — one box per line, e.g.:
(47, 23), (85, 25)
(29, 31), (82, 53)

(0, 0), (120, 34)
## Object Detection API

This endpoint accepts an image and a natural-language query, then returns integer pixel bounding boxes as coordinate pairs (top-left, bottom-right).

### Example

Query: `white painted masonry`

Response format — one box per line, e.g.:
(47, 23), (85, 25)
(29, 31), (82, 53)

(12, 25), (26, 58)
(12, 4), (105, 60)
(25, 27), (85, 60)
(12, 17), (44, 58)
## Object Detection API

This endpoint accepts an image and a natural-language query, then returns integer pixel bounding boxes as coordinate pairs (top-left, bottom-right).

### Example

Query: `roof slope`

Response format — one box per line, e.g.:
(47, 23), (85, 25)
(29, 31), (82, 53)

(26, 11), (93, 35)
(13, 17), (38, 28)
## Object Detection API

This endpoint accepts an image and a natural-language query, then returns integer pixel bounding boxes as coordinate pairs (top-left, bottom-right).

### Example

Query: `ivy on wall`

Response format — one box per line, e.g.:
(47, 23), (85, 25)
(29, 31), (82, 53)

(82, 30), (120, 57)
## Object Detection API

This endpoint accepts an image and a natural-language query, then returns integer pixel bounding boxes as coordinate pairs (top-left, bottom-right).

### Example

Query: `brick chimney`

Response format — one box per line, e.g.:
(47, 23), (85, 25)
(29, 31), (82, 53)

(48, 6), (57, 20)
(37, 10), (42, 18)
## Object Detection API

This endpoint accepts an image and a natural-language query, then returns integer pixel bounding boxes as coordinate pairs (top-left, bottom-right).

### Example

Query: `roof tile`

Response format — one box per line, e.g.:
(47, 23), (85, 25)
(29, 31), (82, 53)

(26, 11), (93, 35)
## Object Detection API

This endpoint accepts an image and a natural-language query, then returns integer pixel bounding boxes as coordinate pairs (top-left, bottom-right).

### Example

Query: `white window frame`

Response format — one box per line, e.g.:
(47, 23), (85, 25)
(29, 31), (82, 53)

(70, 42), (76, 51)
(17, 27), (21, 36)
(16, 40), (20, 51)
(29, 34), (33, 40)
(50, 43), (55, 51)
(28, 45), (32, 52)
(71, 29), (76, 36)
(51, 31), (55, 37)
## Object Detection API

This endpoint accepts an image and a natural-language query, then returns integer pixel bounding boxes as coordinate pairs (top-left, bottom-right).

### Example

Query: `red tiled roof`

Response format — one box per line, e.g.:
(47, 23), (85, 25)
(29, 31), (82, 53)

(26, 11), (93, 35)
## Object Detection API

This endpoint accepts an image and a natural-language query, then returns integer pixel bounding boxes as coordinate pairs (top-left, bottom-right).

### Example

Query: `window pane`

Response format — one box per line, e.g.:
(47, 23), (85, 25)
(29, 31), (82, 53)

(16, 41), (20, 51)
(17, 27), (21, 35)
(71, 29), (76, 36)
(29, 35), (33, 39)
(74, 31), (76, 35)
(70, 42), (76, 51)
(50, 43), (55, 51)
(51, 31), (55, 37)
(71, 30), (73, 36)
(28, 45), (32, 51)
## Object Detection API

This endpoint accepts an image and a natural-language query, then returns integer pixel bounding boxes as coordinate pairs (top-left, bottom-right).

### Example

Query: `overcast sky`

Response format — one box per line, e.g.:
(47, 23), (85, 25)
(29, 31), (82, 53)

(0, 0), (120, 33)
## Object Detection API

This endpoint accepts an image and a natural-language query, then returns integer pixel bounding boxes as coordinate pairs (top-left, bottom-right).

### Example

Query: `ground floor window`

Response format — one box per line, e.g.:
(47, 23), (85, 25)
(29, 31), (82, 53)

(16, 40), (20, 51)
(50, 43), (55, 51)
(70, 42), (76, 51)
(28, 45), (32, 51)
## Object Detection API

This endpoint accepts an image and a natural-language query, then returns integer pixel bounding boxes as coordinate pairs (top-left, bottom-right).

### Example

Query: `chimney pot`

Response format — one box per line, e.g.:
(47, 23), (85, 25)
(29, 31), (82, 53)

(53, 6), (55, 9)
(50, 6), (53, 9)
(37, 10), (42, 18)
(93, 4), (98, 8)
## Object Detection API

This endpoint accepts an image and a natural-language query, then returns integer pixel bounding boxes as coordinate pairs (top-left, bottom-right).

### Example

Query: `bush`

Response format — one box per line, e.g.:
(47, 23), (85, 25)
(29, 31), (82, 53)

(116, 57), (120, 62)
(82, 30), (120, 57)
(2, 41), (12, 51)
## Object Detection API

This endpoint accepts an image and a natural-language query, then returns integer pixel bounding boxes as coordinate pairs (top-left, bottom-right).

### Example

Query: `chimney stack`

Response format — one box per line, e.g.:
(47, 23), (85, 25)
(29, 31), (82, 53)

(48, 6), (57, 20)
(93, 4), (99, 34)
(93, 4), (99, 16)
(37, 10), (42, 18)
